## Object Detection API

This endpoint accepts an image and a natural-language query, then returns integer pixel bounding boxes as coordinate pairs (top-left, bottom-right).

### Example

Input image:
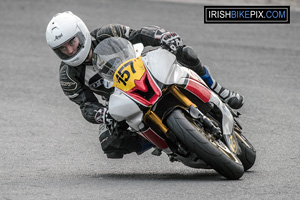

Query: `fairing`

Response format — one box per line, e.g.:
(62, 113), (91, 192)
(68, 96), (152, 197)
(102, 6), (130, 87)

(112, 57), (162, 107)
(142, 48), (189, 85)
(108, 46), (236, 153)
(108, 87), (144, 131)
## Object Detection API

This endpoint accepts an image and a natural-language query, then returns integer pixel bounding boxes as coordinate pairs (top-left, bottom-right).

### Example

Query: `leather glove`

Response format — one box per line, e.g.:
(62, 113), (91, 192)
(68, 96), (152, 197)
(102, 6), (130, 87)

(160, 32), (183, 53)
(94, 107), (113, 125)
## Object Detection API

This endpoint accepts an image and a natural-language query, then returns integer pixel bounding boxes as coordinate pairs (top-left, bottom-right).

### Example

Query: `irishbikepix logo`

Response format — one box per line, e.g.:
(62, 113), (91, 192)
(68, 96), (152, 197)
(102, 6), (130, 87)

(204, 6), (290, 23)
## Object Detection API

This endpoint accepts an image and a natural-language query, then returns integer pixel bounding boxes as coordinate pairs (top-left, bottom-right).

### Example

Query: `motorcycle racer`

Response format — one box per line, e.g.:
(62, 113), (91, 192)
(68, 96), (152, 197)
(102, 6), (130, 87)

(45, 11), (244, 158)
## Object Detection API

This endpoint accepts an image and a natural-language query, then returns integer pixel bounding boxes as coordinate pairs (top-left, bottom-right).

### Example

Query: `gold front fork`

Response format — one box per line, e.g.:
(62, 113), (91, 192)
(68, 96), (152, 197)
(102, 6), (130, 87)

(169, 85), (196, 108)
(144, 110), (168, 134)
(144, 86), (196, 135)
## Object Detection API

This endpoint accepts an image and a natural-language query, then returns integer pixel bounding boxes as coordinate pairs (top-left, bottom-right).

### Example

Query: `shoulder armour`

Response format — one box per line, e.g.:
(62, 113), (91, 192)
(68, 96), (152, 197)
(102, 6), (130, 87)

(95, 24), (130, 41)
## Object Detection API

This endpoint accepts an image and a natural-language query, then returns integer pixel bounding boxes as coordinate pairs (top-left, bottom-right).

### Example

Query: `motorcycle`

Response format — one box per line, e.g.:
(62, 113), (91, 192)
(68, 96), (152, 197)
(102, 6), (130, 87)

(93, 37), (256, 180)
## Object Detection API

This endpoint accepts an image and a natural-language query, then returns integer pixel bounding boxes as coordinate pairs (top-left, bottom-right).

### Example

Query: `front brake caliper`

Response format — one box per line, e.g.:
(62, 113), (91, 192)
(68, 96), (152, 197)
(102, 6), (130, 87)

(188, 105), (222, 139)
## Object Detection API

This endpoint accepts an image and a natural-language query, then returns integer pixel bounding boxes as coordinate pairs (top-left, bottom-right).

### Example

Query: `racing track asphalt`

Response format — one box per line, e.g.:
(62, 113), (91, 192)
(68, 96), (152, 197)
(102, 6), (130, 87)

(0, 0), (300, 199)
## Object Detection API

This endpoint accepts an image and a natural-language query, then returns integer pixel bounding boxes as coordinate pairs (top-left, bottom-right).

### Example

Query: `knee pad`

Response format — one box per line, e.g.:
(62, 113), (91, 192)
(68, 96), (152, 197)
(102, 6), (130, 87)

(176, 46), (205, 76)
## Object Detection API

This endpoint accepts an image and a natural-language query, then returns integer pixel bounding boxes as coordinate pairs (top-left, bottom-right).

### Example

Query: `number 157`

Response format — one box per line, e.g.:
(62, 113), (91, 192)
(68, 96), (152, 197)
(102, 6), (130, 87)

(116, 61), (136, 86)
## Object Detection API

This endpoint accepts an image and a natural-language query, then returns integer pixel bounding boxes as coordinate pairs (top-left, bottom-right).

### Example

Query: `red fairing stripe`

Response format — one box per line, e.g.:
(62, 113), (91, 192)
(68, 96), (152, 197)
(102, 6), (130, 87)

(125, 68), (161, 107)
(185, 79), (211, 103)
(140, 128), (168, 149)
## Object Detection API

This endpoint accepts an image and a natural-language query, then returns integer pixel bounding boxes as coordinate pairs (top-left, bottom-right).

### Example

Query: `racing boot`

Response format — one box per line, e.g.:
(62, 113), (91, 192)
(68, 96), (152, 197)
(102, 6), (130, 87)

(99, 125), (154, 159)
(201, 66), (244, 109)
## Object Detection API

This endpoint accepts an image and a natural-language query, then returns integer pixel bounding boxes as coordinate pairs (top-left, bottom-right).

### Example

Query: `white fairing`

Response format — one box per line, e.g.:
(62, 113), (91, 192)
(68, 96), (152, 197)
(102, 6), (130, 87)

(108, 88), (144, 131)
(133, 43), (144, 57)
(209, 93), (234, 137)
(142, 49), (189, 85)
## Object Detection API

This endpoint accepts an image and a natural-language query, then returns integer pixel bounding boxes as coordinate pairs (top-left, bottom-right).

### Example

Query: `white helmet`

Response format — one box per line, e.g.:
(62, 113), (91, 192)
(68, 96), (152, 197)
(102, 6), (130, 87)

(46, 11), (91, 66)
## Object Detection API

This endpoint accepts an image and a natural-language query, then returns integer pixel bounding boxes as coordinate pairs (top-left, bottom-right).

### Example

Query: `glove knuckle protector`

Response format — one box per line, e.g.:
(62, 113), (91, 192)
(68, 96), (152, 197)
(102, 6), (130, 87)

(160, 32), (183, 53)
(95, 107), (113, 125)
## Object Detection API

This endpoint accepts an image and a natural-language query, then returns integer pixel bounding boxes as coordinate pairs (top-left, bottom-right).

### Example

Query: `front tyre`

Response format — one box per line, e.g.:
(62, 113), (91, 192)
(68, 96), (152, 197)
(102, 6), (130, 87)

(166, 109), (244, 180)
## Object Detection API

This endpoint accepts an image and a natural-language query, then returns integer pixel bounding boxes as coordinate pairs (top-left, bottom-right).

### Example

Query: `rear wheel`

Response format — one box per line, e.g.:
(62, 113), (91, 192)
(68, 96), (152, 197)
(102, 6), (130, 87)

(166, 109), (244, 180)
(234, 127), (256, 171)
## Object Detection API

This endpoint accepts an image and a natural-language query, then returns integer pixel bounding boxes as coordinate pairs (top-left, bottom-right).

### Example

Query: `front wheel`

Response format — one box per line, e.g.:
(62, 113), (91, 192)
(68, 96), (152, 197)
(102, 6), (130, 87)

(166, 109), (244, 180)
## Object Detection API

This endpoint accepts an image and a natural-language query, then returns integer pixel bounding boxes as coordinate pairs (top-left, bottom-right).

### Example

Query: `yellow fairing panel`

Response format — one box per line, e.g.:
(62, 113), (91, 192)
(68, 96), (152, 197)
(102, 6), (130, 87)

(113, 56), (145, 91)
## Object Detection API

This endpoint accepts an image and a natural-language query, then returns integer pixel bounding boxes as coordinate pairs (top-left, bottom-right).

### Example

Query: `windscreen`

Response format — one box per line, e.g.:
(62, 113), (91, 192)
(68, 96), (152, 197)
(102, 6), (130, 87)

(93, 37), (136, 81)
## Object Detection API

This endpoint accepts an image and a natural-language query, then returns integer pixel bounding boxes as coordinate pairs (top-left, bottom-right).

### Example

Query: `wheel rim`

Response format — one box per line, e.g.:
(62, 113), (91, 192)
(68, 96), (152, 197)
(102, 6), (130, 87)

(191, 118), (242, 165)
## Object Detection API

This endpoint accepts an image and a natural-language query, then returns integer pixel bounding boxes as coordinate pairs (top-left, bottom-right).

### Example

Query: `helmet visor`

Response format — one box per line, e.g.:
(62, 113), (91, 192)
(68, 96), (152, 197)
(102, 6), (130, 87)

(53, 32), (86, 60)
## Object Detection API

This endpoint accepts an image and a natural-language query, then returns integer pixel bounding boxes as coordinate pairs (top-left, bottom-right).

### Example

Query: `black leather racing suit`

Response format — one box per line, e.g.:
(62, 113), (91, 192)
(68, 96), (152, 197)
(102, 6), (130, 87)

(59, 24), (203, 124)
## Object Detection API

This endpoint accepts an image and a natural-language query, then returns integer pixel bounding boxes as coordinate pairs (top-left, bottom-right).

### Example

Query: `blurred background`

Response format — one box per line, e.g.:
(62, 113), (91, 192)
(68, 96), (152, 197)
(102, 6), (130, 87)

(1, 0), (299, 199)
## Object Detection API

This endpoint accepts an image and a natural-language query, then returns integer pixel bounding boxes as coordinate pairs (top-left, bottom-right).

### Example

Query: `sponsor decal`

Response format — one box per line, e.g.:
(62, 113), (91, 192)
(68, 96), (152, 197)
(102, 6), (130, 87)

(54, 33), (63, 41)
(90, 79), (103, 88)
(60, 81), (76, 87)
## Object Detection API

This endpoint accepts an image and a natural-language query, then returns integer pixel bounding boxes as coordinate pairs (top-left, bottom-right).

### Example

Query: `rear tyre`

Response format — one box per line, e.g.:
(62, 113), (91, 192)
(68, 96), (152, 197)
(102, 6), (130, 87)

(166, 109), (244, 180)
(234, 130), (256, 171)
